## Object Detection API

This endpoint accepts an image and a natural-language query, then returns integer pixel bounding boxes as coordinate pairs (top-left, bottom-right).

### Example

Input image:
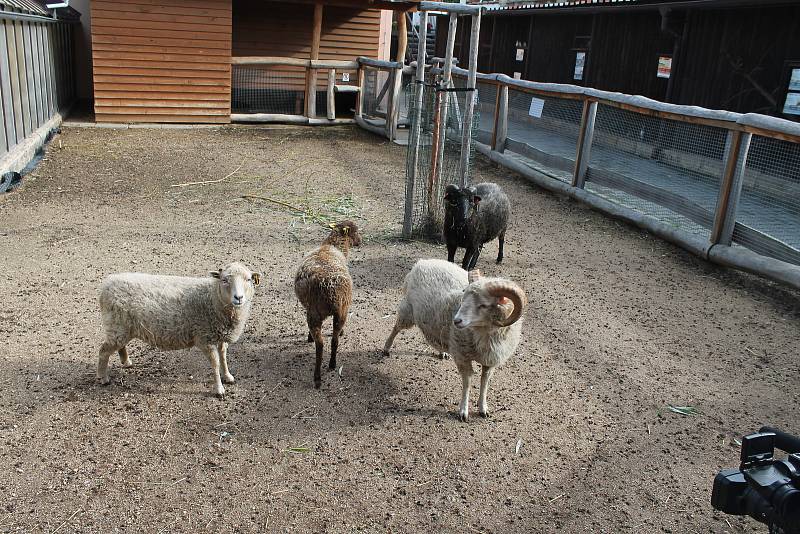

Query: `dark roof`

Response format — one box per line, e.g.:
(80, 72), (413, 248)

(471, 0), (798, 13)
(480, 0), (639, 12)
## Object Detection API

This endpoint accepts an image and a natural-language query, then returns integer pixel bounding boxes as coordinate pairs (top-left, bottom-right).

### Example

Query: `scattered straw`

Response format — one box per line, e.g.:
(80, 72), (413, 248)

(170, 164), (243, 188)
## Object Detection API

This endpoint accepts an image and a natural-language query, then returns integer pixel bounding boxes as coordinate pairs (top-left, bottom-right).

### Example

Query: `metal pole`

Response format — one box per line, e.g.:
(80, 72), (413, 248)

(403, 10), (428, 238)
(494, 84), (508, 153)
(458, 10), (481, 187)
(430, 12), (458, 226)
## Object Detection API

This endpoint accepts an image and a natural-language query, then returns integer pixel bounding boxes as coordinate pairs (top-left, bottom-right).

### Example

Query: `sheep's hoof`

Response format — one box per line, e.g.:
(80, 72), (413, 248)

(314, 378), (322, 389)
(222, 373), (235, 384)
(458, 410), (469, 423)
(214, 386), (226, 399)
(496, 258), (503, 264)
(437, 352), (450, 360)
(120, 360), (133, 368)
(98, 375), (111, 386)
(479, 409), (491, 418)
(306, 334), (313, 343)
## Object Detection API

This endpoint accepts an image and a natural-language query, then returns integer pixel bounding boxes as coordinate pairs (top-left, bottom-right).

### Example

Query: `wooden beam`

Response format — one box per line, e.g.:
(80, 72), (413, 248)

(395, 10), (407, 64)
(572, 100), (598, 189)
(306, 2), (323, 118)
(711, 130), (750, 245)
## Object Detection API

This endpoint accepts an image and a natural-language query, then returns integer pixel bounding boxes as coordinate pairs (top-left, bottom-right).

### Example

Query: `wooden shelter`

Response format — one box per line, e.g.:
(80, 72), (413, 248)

(90, 0), (418, 123)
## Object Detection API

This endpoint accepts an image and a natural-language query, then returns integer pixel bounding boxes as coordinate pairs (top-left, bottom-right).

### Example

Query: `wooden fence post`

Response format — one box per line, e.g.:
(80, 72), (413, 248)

(711, 130), (751, 246)
(492, 84), (508, 153)
(355, 65), (365, 118)
(572, 99), (598, 189)
(327, 68), (336, 120)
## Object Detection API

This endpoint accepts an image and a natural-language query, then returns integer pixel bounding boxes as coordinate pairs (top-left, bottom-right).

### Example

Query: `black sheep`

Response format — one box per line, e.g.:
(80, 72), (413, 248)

(443, 182), (510, 270)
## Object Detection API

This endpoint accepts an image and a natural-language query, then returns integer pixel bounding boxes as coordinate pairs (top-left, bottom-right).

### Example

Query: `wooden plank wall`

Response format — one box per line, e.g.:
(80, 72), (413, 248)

(232, 0), (383, 91)
(91, 0), (232, 123)
(0, 16), (75, 158)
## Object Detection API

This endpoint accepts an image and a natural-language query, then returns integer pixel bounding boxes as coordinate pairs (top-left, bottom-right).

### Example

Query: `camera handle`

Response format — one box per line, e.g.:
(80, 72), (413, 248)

(760, 427), (800, 454)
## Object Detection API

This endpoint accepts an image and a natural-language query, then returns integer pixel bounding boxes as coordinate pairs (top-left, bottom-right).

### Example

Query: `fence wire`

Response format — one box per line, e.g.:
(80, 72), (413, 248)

(733, 136), (800, 265)
(505, 90), (584, 183)
(405, 80), (480, 238)
(361, 67), (388, 121)
(232, 65), (306, 115)
(584, 103), (728, 238)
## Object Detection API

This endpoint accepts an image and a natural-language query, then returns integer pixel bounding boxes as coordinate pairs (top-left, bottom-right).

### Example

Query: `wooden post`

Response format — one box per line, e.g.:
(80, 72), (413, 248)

(306, 2), (323, 119)
(355, 66), (365, 118)
(386, 10), (408, 141)
(403, 10), (429, 238)
(458, 10), (481, 187)
(572, 99), (598, 189)
(327, 68), (336, 120)
(494, 84), (508, 153)
(385, 67), (398, 139)
(711, 130), (751, 246)
(429, 12), (458, 226)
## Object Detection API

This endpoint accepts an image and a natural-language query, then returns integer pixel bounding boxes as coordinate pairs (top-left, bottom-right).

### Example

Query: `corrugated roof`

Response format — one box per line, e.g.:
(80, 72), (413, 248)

(475, 0), (640, 12)
(0, 0), (51, 16)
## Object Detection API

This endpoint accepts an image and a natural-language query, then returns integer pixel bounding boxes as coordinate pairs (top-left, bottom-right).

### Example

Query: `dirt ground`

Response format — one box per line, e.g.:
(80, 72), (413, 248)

(0, 125), (798, 533)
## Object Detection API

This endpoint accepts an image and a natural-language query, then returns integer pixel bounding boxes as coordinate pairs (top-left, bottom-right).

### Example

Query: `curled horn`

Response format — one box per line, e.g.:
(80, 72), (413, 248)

(486, 281), (526, 327)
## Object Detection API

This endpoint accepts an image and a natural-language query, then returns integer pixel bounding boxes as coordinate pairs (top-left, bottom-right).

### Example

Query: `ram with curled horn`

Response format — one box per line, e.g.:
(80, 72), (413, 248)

(383, 259), (527, 422)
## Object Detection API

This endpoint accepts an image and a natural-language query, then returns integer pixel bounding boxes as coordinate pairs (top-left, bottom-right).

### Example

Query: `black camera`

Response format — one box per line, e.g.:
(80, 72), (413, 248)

(712, 427), (800, 534)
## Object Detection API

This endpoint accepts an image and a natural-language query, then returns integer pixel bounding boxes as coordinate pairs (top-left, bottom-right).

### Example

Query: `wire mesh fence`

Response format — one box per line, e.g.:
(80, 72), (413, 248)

(733, 135), (800, 265)
(232, 65), (306, 115)
(405, 80), (480, 238)
(504, 90), (584, 183)
(361, 66), (390, 121)
(584, 103), (729, 239)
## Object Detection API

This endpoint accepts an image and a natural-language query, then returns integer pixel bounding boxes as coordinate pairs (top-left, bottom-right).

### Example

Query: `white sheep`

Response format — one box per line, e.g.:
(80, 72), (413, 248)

(383, 259), (526, 421)
(97, 262), (261, 398)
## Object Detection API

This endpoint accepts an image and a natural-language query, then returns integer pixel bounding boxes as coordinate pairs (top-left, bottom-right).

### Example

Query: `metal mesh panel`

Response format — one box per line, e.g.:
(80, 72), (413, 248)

(585, 103), (728, 238)
(505, 90), (583, 182)
(231, 65), (305, 115)
(405, 81), (480, 238)
(361, 66), (389, 120)
(733, 136), (800, 265)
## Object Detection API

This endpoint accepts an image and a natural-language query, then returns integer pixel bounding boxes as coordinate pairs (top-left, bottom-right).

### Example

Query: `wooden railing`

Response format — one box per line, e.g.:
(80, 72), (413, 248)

(231, 56), (360, 126)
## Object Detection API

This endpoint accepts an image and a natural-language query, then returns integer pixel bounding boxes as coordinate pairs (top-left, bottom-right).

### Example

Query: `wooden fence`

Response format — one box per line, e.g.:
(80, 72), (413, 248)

(0, 9), (75, 159)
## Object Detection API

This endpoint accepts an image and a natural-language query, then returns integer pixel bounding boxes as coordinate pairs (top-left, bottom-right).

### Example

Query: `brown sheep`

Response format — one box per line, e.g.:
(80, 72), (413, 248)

(294, 221), (362, 388)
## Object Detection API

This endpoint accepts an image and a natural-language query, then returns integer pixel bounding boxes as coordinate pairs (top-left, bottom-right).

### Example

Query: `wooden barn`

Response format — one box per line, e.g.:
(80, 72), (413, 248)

(441, 0), (800, 118)
(89, 0), (419, 124)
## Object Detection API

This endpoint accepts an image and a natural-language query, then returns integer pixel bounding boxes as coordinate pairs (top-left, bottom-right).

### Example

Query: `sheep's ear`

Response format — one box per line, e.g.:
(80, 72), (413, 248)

(251, 272), (262, 286)
(468, 269), (482, 283)
(473, 195), (482, 204)
(209, 270), (221, 279)
(444, 184), (459, 199)
(496, 296), (510, 305)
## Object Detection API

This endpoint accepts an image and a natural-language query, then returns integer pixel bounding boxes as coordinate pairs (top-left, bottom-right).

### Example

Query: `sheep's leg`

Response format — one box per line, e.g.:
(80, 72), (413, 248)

(97, 340), (120, 385)
(330, 311), (347, 371)
(478, 366), (496, 418)
(455, 358), (474, 422)
(118, 346), (132, 368)
(382, 300), (413, 355)
(309, 315), (325, 389)
(306, 333), (313, 343)
(202, 344), (226, 398)
(447, 243), (458, 263)
(461, 247), (475, 270)
(467, 245), (483, 271)
(218, 342), (235, 384)
(496, 230), (506, 264)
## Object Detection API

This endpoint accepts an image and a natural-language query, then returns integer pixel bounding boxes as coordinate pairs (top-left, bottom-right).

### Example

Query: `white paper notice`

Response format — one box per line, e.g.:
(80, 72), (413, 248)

(513, 72), (522, 79)
(516, 48), (524, 61)
(341, 72), (350, 82)
(529, 97), (545, 118)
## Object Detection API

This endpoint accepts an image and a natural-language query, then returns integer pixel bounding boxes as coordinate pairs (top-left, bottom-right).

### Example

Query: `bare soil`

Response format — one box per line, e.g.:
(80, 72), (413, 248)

(0, 125), (798, 533)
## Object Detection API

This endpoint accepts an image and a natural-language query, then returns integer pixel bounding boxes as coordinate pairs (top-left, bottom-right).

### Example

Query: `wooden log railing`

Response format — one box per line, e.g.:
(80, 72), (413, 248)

(230, 56), (360, 125)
